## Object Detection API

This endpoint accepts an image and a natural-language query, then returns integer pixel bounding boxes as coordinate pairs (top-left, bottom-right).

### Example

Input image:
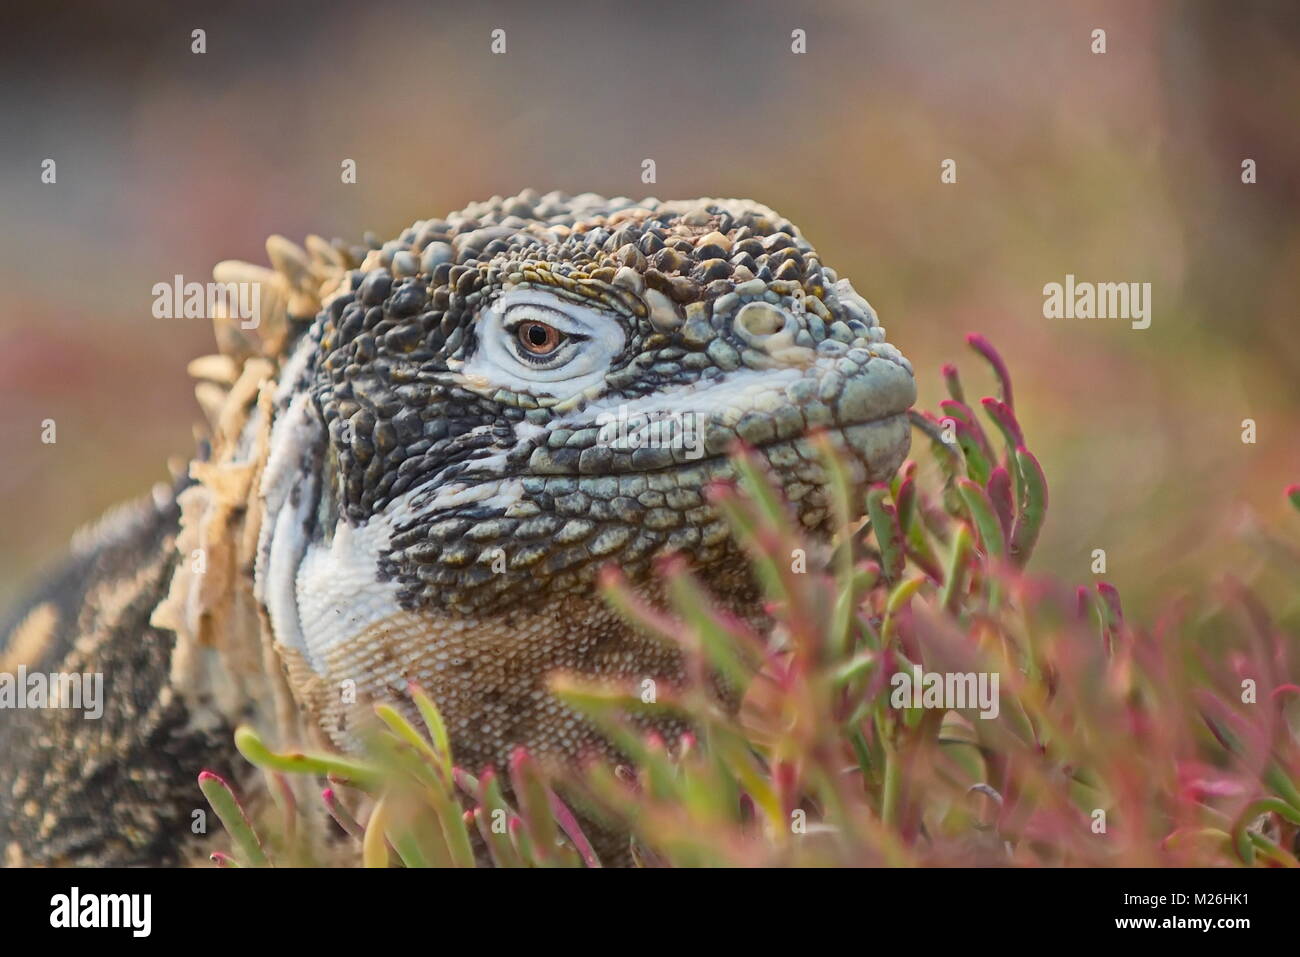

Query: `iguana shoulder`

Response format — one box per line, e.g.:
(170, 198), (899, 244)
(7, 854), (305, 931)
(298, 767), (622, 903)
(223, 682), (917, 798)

(0, 477), (238, 865)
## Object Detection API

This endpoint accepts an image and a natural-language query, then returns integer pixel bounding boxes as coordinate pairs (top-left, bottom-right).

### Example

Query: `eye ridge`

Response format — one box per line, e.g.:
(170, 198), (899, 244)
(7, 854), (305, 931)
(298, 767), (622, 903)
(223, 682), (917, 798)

(502, 303), (593, 336)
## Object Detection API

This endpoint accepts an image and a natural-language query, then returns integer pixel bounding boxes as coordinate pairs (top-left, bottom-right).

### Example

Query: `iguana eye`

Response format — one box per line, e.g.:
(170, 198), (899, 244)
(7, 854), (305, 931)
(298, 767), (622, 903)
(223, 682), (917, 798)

(517, 320), (563, 356)
(503, 306), (586, 368)
(461, 290), (626, 397)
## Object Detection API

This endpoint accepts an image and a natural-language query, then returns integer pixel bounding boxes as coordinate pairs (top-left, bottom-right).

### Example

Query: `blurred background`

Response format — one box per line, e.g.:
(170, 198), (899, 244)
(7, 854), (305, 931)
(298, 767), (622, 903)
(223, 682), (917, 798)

(1, 0), (1297, 619)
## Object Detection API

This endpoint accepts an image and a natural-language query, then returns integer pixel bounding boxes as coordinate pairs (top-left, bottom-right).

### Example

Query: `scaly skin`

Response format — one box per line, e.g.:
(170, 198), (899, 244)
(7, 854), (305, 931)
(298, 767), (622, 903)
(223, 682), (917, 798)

(1, 191), (915, 865)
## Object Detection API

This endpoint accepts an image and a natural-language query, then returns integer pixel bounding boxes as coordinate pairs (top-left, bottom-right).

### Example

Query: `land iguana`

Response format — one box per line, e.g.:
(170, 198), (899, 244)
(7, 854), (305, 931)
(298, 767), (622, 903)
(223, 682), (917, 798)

(0, 191), (915, 866)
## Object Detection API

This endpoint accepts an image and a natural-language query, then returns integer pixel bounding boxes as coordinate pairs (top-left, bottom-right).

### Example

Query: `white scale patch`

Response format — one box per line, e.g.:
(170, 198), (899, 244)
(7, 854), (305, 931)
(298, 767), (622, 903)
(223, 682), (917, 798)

(256, 392), (321, 667)
(293, 517), (402, 675)
(291, 476), (521, 674)
(256, 332), (533, 677)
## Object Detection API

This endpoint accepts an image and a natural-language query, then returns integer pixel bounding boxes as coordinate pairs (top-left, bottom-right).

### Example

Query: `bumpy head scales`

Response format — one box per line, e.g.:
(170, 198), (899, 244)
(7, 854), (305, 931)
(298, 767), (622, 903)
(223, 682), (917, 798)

(251, 191), (914, 763)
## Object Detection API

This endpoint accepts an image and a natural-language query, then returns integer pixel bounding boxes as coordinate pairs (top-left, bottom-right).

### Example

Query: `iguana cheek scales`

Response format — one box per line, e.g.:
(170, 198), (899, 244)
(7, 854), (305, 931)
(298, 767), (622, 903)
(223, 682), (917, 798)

(1, 192), (914, 865)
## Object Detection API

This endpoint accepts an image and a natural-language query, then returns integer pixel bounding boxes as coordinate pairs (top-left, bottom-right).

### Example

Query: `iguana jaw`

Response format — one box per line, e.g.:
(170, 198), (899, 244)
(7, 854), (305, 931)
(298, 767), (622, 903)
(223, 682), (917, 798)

(252, 339), (914, 763)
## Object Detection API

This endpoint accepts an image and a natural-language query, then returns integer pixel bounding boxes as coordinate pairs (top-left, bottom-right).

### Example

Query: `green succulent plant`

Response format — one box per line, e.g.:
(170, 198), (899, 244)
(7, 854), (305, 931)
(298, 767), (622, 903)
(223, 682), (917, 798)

(201, 335), (1300, 868)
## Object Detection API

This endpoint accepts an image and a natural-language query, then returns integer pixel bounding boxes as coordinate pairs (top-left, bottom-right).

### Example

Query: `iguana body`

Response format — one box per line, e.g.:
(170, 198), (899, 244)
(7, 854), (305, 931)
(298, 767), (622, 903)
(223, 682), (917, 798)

(1, 191), (915, 865)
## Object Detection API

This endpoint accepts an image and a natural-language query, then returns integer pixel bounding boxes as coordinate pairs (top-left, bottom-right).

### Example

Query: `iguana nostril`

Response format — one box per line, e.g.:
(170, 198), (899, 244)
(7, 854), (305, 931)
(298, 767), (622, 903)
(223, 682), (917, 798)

(735, 301), (787, 338)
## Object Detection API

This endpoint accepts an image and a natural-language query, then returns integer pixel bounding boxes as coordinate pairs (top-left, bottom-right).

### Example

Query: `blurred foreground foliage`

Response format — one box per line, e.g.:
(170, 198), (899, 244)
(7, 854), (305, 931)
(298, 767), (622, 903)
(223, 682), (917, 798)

(202, 335), (1300, 867)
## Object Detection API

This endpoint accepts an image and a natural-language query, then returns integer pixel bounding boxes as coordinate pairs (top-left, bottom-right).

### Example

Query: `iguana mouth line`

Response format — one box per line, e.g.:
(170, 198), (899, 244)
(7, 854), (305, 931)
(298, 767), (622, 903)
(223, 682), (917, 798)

(516, 408), (912, 480)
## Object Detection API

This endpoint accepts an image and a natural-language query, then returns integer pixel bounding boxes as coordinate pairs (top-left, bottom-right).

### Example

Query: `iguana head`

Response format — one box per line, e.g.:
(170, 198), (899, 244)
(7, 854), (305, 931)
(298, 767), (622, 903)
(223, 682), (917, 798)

(252, 192), (914, 768)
